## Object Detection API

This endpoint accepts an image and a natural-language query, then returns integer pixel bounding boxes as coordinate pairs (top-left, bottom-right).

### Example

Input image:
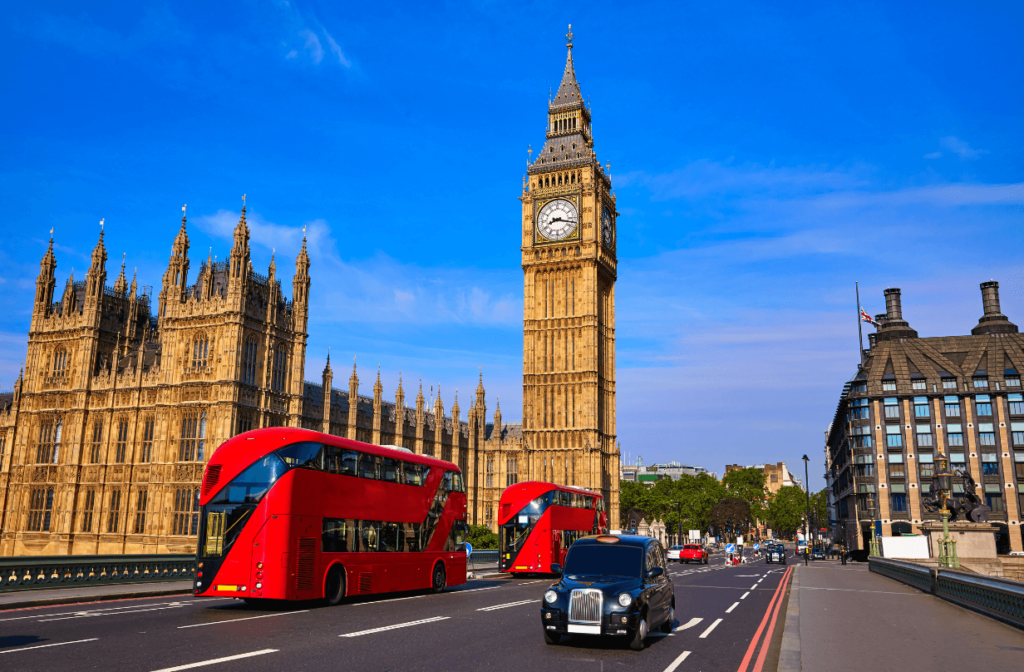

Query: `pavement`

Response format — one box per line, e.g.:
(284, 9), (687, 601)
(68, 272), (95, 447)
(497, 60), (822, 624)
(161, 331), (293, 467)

(0, 582), (194, 610)
(780, 557), (1024, 672)
(0, 549), (789, 672)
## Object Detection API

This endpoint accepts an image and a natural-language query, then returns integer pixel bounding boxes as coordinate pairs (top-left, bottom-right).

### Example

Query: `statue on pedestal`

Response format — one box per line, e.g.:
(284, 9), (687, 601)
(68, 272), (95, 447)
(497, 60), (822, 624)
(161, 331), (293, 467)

(923, 468), (989, 523)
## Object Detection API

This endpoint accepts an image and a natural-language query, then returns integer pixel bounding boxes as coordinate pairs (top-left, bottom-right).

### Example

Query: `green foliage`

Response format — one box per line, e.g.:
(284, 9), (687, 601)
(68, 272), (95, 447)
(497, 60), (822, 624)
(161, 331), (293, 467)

(466, 524), (498, 550)
(709, 496), (752, 540)
(809, 488), (829, 532)
(767, 485), (806, 538)
(722, 467), (769, 521)
(619, 474), (727, 535)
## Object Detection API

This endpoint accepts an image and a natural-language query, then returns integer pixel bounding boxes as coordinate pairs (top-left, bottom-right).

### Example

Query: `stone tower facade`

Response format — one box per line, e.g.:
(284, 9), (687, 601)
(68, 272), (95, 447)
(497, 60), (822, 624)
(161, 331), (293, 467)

(520, 27), (620, 529)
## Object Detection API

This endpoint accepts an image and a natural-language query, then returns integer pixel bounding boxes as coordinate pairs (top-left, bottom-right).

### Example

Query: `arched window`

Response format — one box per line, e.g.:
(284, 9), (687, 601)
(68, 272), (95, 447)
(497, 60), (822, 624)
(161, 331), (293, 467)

(242, 337), (258, 385)
(271, 345), (288, 392)
(191, 333), (209, 368)
(173, 488), (199, 535)
(53, 347), (68, 375)
(29, 488), (55, 531)
(37, 418), (62, 464)
(179, 409), (207, 461)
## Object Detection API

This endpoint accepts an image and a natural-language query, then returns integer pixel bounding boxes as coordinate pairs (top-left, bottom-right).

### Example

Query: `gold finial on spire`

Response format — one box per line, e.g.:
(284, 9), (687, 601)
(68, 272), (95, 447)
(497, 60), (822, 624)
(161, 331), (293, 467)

(182, 204), (187, 216)
(566, 23), (573, 49)
(49, 227), (54, 240)
(100, 218), (105, 231)
(242, 193), (246, 208)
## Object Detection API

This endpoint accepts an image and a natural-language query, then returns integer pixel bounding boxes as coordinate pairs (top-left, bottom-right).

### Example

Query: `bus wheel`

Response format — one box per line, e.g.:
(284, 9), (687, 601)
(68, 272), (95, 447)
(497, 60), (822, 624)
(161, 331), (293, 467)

(325, 566), (345, 606)
(431, 563), (447, 593)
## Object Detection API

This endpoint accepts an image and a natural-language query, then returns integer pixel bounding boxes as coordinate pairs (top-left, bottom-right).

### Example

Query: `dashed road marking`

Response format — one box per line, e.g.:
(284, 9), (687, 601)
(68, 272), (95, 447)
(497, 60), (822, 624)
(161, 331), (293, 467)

(178, 610), (309, 629)
(726, 602), (739, 613)
(39, 604), (189, 622)
(340, 616), (450, 637)
(477, 599), (538, 611)
(740, 592), (750, 599)
(699, 618), (723, 638)
(0, 638), (99, 655)
(662, 651), (691, 672)
(674, 617), (704, 631)
(150, 649), (278, 671)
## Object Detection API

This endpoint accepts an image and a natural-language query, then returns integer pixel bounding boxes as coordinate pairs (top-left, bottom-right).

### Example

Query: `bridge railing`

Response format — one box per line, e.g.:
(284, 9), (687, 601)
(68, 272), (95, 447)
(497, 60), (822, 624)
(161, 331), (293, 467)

(0, 554), (195, 593)
(469, 549), (499, 566)
(870, 557), (1024, 629)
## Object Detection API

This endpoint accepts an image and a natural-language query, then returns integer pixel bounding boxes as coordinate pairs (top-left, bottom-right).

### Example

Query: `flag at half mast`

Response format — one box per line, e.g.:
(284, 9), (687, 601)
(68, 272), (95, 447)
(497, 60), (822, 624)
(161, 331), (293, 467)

(860, 308), (877, 326)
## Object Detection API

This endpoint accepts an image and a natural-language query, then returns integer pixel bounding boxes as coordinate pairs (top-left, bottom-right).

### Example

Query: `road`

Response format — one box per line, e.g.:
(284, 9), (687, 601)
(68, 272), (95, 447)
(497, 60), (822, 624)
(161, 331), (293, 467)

(0, 549), (793, 672)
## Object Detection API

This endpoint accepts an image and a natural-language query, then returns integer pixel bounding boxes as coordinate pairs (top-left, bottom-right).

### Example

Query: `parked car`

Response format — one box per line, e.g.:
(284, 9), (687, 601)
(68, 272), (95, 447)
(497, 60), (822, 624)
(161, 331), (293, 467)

(679, 543), (708, 564)
(666, 545), (683, 562)
(541, 534), (675, 650)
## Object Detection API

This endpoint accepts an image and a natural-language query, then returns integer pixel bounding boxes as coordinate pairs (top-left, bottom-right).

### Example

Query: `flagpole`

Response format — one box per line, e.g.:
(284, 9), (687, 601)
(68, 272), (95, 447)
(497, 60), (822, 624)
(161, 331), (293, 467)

(856, 281), (864, 366)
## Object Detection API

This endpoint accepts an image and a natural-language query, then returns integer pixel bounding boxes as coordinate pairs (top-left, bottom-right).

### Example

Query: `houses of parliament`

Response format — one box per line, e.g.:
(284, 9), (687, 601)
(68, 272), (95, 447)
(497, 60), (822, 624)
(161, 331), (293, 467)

(0, 29), (621, 556)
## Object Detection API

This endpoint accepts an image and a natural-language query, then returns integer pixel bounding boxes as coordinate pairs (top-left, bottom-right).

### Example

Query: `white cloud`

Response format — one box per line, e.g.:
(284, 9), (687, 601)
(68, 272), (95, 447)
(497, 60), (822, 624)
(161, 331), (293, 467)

(924, 151), (942, 159)
(299, 29), (323, 64)
(286, 49), (298, 59)
(939, 135), (986, 160)
(322, 30), (351, 68)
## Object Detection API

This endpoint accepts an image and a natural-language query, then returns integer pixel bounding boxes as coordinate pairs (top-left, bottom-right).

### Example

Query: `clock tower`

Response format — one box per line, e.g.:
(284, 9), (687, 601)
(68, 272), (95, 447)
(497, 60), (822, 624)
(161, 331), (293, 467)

(521, 26), (620, 529)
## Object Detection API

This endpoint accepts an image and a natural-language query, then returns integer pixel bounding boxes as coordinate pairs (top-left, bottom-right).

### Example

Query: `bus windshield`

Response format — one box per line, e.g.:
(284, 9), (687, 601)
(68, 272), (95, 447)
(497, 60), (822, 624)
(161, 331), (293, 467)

(563, 545), (643, 578)
(212, 453), (288, 504)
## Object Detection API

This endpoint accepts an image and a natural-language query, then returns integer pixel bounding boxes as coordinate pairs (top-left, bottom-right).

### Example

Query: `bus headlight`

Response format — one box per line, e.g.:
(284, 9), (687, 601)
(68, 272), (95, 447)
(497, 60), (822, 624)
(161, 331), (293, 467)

(544, 590), (558, 604)
(618, 593), (632, 607)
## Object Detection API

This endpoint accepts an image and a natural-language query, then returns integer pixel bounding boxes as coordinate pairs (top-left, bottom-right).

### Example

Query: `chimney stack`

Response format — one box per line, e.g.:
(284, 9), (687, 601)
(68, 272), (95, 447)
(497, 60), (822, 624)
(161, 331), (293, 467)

(884, 288), (903, 320)
(875, 287), (917, 342)
(972, 281), (1018, 335)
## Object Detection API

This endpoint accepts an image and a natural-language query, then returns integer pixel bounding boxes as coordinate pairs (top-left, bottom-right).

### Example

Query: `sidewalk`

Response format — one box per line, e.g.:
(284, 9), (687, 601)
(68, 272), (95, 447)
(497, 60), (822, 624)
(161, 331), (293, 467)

(779, 560), (1024, 671)
(0, 581), (194, 611)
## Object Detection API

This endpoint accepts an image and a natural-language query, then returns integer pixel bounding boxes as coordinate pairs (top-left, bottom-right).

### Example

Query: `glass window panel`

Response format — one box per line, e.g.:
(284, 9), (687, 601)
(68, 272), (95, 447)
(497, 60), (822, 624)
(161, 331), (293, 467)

(358, 453), (381, 480)
(888, 453), (904, 463)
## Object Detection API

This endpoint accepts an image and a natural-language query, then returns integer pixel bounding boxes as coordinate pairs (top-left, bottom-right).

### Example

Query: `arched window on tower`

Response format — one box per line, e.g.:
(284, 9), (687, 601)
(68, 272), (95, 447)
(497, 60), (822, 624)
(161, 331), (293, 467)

(53, 347), (68, 375)
(242, 337), (258, 386)
(271, 345), (288, 392)
(192, 333), (209, 368)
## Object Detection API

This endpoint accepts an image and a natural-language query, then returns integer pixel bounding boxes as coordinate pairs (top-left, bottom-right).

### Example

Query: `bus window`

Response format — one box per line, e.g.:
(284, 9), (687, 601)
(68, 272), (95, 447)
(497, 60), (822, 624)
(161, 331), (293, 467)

(277, 442), (323, 470)
(403, 522), (423, 552)
(360, 521), (380, 551)
(217, 454), (288, 504)
(204, 511), (225, 556)
(403, 462), (426, 486)
(380, 522), (402, 551)
(325, 446), (358, 476)
(322, 518), (350, 552)
(449, 520), (469, 551)
(445, 471), (465, 493)
(359, 453), (381, 480)
(382, 457), (402, 483)
(557, 491), (569, 506)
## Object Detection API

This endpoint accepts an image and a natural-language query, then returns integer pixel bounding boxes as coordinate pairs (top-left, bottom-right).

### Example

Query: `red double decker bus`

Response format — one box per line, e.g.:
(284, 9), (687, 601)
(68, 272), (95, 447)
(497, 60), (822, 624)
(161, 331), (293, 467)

(194, 427), (468, 604)
(498, 481), (607, 574)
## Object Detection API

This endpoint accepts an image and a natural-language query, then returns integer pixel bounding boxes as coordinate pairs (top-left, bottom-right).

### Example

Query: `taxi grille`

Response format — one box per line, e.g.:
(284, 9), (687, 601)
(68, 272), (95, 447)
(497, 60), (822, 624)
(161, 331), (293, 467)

(568, 588), (603, 624)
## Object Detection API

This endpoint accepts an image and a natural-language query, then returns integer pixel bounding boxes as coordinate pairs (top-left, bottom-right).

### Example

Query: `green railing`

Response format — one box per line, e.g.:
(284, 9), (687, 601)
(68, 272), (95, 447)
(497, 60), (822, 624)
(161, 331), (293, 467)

(0, 554), (195, 593)
(870, 557), (1024, 629)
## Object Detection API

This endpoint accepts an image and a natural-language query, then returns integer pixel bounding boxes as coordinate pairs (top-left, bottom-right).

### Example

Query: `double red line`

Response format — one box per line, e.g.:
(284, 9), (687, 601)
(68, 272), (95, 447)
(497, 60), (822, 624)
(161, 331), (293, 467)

(736, 565), (793, 672)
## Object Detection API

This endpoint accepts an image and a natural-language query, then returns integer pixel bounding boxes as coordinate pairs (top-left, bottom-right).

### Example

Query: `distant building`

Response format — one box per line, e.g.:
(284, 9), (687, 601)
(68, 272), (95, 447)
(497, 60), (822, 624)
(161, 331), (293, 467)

(621, 459), (715, 485)
(725, 462), (799, 495)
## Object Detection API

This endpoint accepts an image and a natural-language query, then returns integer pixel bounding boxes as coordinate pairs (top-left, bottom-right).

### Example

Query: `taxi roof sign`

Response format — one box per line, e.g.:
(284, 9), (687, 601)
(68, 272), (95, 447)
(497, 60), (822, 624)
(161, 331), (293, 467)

(596, 535), (620, 543)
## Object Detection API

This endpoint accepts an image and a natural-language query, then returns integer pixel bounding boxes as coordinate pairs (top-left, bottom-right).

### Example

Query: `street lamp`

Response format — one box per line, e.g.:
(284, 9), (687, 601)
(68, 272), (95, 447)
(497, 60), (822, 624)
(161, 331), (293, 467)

(802, 455), (810, 565)
(865, 492), (880, 557)
(933, 451), (960, 569)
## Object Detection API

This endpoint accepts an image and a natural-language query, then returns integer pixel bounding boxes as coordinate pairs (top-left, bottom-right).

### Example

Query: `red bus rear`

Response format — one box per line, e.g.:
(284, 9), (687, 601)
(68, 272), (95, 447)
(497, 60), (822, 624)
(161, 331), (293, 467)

(498, 481), (607, 574)
(194, 427), (468, 603)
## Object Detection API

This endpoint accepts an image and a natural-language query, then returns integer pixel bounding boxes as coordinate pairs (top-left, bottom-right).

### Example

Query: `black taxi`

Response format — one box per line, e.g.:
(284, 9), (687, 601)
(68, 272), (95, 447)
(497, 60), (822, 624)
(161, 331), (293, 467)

(540, 535), (674, 650)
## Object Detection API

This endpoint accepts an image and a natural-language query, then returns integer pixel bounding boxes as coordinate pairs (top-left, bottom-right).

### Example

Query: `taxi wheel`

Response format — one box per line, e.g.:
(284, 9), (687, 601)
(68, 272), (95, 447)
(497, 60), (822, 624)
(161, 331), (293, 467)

(544, 630), (561, 645)
(660, 603), (675, 633)
(629, 610), (648, 651)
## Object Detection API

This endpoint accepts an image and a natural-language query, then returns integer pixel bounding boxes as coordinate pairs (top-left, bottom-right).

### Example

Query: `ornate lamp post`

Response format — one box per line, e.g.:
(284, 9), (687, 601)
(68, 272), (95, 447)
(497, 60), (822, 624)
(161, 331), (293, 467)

(933, 451), (959, 569)
(866, 492), (880, 557)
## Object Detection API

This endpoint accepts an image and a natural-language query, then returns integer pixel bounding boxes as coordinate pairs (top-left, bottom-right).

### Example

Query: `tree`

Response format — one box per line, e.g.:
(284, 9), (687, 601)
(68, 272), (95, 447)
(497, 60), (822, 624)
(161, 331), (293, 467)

(722, 467), (769, 522)
(619, 475), (727, 539)
(809, 488), (829, 539)
(709, 497), (752, 542)
(766, 485), (806, 539)
(467, 524), (498, 550)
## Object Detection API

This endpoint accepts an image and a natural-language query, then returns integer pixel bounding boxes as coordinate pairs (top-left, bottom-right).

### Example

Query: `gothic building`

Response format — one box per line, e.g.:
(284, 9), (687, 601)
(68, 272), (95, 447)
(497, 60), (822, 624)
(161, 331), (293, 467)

(0, 28), (621, 556)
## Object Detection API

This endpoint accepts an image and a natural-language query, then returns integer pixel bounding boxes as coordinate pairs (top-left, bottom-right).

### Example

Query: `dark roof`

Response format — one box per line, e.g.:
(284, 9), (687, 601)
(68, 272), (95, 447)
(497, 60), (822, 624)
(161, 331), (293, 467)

(574, 534), (652, 548)
(550, 48), (582, 110)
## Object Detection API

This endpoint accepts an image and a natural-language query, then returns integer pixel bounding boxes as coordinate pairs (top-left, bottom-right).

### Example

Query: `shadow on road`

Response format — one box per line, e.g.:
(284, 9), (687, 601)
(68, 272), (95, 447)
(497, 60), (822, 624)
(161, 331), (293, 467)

(0, 635), (46, 650)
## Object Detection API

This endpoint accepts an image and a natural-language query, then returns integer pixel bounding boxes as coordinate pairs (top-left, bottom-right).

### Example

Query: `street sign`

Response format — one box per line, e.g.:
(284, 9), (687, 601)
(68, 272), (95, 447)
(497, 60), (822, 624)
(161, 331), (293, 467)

(753, 543), (760, 551)
(465, 542), (473, 558)
(736, 536), (744, 545)
(725, 543), (736, 554)
(689, 529), (700, 540)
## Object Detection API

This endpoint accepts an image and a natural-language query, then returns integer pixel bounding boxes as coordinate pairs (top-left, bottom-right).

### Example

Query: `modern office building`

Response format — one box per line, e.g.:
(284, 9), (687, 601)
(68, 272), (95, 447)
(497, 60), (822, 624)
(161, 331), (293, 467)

(826, 283), (1024, 554)
(621, 460), (715, 484)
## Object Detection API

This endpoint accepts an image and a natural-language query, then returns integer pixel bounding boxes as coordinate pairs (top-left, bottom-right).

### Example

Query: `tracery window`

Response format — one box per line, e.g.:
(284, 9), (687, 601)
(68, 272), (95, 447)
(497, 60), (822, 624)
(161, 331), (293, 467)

(271, 345), (288, 392)
(53, 347), (68, 375)
(108, 489), (122, 533)
(80, 489), (96, 532)
(28, 488), (54, 532)
(90, 421), (103, 463)
(191, 333), (209, 368)
(242, 337), (258, 385)
(140, 417), (155, 462)
(134, 489), (148, 534)
(115, 418), (129, 463)
(486, 457), (494, 488)
(37, 418), (62, 464)
(506, 457), (518, 486)
(237, 411), (254, 435)
(179, 409), (207, 461)
(173, 488), (200, 535)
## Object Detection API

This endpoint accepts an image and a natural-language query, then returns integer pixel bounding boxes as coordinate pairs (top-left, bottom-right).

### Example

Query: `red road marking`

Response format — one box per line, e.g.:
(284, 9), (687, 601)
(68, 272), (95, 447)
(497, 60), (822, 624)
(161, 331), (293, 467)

(752, 567), (794, 672)
(735, 566), (792, 672)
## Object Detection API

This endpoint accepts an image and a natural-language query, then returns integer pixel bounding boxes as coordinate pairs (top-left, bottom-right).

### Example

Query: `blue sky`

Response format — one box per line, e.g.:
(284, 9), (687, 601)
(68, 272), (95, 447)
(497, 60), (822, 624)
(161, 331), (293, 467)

(1, 2), (1022, 490)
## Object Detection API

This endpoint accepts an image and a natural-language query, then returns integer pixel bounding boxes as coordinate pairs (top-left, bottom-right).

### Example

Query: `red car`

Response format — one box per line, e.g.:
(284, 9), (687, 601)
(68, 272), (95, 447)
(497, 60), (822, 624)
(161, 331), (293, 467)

(679, 544), (708, 564)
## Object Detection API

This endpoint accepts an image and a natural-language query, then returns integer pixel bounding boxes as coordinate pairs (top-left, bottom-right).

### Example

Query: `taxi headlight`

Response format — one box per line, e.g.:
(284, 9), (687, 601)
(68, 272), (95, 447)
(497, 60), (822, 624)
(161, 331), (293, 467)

(544, 590), (558, 604)
(618, 593), (632, 607)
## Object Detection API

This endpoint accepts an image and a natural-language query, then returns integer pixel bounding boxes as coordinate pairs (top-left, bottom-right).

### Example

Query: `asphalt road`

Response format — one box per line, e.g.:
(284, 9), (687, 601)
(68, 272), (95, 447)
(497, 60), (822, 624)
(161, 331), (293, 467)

(0, 549), (793, 672)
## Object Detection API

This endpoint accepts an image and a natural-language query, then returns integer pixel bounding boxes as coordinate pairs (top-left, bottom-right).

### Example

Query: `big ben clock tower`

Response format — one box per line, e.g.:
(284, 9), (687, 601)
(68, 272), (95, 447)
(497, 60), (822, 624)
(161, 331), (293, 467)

(521, 25), (620, 529)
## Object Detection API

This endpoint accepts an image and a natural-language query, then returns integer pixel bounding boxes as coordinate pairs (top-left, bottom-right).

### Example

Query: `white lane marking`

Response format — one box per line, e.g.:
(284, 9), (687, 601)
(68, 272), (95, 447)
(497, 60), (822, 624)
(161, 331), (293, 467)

(726, 602), (739, 613)
(477, 599), (539, 611)
(750, 584), (759, 590)
(699, 618), (723, 638)
(740, 592), (751, 599)
(351, 595), (424, 606)
(0, 638), (98, 654)
(178, 610), (309, 629)
(663, 651), (692, 672)
(449, 585), (502, 594)
(39, 604), (188, 622)
(736, 575), (759, 577)
(519, 580), (545, 585)
(0, 601), (191, 623)
(150, 649), (278, 671)
(674, 617), (703, 631)
(340, 616), (450, 637)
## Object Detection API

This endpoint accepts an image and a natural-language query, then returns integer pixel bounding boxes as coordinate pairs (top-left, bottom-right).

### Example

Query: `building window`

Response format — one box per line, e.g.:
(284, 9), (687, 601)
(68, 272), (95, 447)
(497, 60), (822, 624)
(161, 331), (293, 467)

(916, 425), (933, 447)
(891, 488), (908, 513)
(882, 380), (897, 392)
(115, 418), (129, 463)
(506, 458), (518, 486)
(485, 457), (494, 488)
(271, 345), (287, 392)
(1006, 376), (1021, 387)
(942, 378), (957, 390)
(1009, 394), (1024, 415)
(53, 347), (68, 375)
(984, 485), (1003, 512)
(975, 395), (993, 416)
(944, 396), (961, 417)
(242, 337), (258, 386)
(36, 418), (62, 464)
(973, 377), (989, 389)
(191, 334), (209, 368)
(850, 398), (870, 420)
(855, 455), (875, 478)
(1016, 453), (1024, 480)
(852, 425), (872, 448)
(912, 379), (926, 391)
(919, 452), (934, 478)
(913, 397), (929, 417)
(888, 452), (906, 478)
(134, 489), (148, 534)
(90, 421), (103, 463)
(946, 423), (963, 447)
(485, 506), (493, 527)
(978, 422), (996, 447)
(107, 489), (122, 533)
(0, 432), (5, 470)
(28, 488), (55, 532)
(237, 411), (254, 436)
(140, 418), (154, 462)
(81, 489), (96, 532)
(852, 383), (867, 394)
(179, 410), (207, 461)
(885, 425), (903, 447)
(173, 488), (200, 535)
(950, 452), (966, 467)
(981, 453), (999, 475)
(884, 398), (900, 419)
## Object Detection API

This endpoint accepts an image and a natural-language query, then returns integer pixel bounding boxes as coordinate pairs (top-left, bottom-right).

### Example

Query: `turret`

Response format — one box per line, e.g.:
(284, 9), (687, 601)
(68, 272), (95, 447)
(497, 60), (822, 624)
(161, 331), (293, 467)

(229, 198), (251, 287)
(972, 281), (1018, 335)
(35, 231), (57, 317)
(321, 351), (333, 434)
(162, 207), (190, 310)
(874, 288), (918, 342)
(347, 360), (359, 440)
(85, 222), (108, 303)
(394, 373), (406, 448)
(113, 254), (127, 295)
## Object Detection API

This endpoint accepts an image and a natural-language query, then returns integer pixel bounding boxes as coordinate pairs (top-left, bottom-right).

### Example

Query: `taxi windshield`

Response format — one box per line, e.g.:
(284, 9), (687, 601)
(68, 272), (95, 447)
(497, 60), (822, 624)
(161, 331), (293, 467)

(563, 544), (642, 578)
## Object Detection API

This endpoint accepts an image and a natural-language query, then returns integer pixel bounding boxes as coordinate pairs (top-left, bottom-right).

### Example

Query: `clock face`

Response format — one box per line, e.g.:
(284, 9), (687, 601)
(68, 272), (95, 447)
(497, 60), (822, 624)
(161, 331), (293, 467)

(602, 206), (613, 247)
(537, 199), (579, 241)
